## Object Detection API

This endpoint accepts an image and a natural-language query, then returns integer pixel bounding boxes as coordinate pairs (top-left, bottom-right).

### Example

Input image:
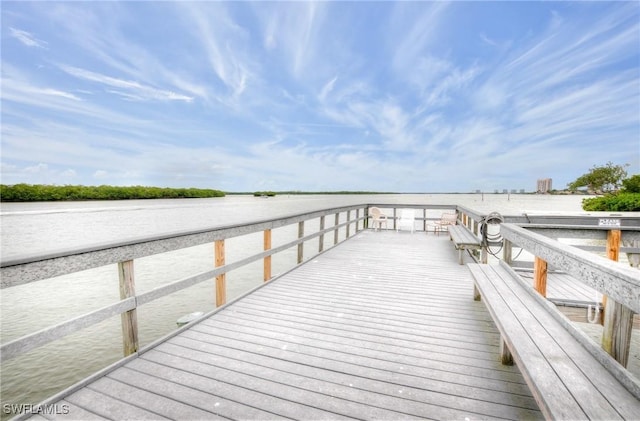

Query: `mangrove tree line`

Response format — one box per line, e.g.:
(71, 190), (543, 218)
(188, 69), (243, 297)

(0, 184), (225, 202)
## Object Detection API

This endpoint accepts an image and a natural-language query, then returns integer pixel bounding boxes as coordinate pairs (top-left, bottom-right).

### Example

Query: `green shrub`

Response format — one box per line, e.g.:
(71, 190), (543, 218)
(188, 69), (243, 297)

(582, 192), (640, 211)
(621, 174), (640, 193)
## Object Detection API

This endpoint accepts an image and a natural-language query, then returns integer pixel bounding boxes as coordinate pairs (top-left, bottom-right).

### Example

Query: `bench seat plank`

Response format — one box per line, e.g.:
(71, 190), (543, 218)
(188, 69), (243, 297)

(449, 226), (481, 264)
(469, 264), (586, 419)
(469, 263), (640, 420)
(449, 226), (480, 246)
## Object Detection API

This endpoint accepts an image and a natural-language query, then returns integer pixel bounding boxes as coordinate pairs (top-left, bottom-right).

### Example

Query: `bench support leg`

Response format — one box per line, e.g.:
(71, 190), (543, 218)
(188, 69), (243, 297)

(458, 248), (464, 265)
(602, 299), (635, 367)
(499, 337), (513, 365)
(473, 283), (481, 301)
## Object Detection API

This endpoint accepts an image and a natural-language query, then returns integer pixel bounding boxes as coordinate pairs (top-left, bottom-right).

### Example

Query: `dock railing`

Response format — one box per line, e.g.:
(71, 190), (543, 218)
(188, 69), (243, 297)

(0, 204), (370, 363)
(2, 203), (639, 384)
(500, 222), (640, 369)
(0, 202), (491, 365)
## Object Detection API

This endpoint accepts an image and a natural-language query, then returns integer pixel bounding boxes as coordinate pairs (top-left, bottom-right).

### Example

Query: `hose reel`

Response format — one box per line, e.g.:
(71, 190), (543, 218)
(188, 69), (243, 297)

(480, 211), (504, 247)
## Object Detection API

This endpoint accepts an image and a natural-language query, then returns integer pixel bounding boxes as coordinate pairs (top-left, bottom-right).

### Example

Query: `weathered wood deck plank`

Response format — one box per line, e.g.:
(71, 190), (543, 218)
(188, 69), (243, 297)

(471, 263), (640, 420)
(28, 230), (543, 420)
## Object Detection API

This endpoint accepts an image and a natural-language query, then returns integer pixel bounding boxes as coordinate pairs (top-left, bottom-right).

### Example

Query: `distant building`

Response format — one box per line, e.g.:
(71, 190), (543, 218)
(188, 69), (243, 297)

(537, 178), (553, 193)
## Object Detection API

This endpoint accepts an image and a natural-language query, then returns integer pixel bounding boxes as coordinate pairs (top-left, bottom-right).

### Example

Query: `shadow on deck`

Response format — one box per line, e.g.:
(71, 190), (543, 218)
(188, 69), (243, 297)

(26, 230), (544, 420)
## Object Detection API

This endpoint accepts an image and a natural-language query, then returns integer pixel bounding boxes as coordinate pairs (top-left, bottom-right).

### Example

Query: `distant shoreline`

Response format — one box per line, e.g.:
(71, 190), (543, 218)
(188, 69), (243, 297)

(0, 184), (590, 202)
(0, 184), (225, 202)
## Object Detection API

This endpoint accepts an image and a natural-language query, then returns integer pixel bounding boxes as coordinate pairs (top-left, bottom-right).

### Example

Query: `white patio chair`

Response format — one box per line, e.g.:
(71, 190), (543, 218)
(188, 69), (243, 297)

(369, 207), (388, 231)
(396, 209), (415, 233)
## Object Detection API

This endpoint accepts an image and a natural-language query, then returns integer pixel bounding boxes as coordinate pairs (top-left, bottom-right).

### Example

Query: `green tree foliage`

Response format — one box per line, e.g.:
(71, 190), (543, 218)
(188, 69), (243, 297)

(253, 191), (276, 197)
(0, 184), (225, 202)
(567, 162), (629, 194)
(582, 192), (640, 211)
(621, 174), (640, 193)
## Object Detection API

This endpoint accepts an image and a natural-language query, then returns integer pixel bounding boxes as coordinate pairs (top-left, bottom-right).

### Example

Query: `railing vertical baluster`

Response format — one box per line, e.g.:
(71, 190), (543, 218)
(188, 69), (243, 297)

(215, 240), (226, 306)
(264, 229), (272, 282)
(503, 239), (513, 264)
(319, 216), (325, 252)
(297, 221), (304, 264)
(118, 260), (138, 356)
(346, 211), (351, 238)
(355, 209), (360, 233)
(393, 208), (397, 230)
(602, 229), (633, 367)
(334, 213), (339, 245)
(423, 209), (427, 232)
(533, 256), (547, 297)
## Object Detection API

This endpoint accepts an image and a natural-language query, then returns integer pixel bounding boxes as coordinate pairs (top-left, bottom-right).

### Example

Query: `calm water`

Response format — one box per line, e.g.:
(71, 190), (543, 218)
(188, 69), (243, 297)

(0, 193), (596, 413)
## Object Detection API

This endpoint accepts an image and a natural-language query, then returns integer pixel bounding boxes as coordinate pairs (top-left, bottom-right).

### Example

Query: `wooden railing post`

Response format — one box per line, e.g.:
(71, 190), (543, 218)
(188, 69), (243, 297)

(503, 239), (512, 265)
(602, 229), (633, 366)
(334, 213), (339, 245)
(533, 256), (547, 297)
(264, 229), (272, 282)
(215, 240), (226, 306)
(355, 209), (360, 233)
(118, 260), (138, 356)
(423, 209), (427, 232)
(607, 229), (621, 261)
(346, 211), (351, 238)
(393, 208), (397, 230)
(319, 216), (325, 252)
(297, 221), (304, 264)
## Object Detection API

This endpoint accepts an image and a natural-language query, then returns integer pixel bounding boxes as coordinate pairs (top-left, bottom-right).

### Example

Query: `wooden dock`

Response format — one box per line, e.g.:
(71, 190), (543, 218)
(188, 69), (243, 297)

(26, 230), (544, 420)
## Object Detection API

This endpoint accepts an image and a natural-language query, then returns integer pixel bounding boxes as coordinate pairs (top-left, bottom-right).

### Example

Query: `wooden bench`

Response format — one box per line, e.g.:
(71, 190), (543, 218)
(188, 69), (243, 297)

(468, 261), (640, 420)
(448, 225), (482, 264)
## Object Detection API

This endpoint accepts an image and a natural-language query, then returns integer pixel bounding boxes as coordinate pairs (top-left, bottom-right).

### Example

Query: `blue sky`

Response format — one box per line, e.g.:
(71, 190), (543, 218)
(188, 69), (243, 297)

(1, 1), (639, 193)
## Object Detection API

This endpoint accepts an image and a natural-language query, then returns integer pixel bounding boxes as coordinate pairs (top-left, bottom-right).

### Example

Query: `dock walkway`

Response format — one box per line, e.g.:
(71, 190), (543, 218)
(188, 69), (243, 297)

(29, 230), (544, 420)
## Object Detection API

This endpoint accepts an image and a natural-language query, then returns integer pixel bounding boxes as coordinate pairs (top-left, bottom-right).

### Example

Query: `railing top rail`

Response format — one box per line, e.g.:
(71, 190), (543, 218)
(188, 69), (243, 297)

(2, 204), (365, 268)
(503, 214), (640, 227)
(367, 203), (458, 210)
(517, 223), (640, 231)
(455, 205), (485, 222)
(500, 223), (640, 313)
(3, 201), (638, 288)
(0, 204), (367, 288)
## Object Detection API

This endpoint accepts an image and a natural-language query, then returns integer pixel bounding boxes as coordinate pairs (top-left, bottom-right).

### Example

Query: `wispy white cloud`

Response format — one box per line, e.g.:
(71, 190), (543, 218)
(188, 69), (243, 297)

(9, 27), (47, 48)
(253, 2), (332, 81)
(57, 64), (194, 103)
(179, 2), (253, 102)
(39, 2), (209, 104)
(389, 2), (451, 74)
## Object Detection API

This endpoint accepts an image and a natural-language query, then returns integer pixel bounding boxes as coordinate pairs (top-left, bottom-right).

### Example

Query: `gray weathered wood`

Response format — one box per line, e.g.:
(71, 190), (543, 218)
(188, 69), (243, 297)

(501, 223), (640, 313)
(0, 298), (135, 362)
(449, 225), (482, 264)
(1, 204), (370, 288)
(602, 299), (635, 367)
(469, 262), (640, 420)
(118, 260), (138, 356)
(20, 231), (543, 421)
